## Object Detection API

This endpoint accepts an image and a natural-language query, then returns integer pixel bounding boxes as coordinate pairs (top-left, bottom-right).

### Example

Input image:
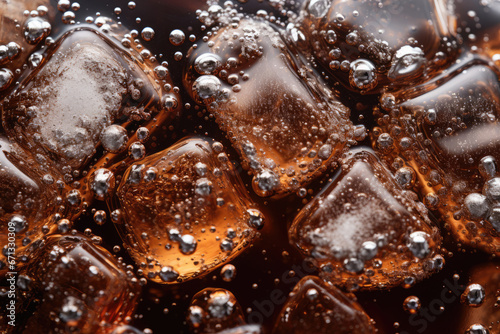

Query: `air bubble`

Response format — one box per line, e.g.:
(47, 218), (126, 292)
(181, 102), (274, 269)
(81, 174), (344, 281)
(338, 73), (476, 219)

(349, 59), (378, 91)
(408, 231), (431, 259)
(100, 125), (129, 153)
(461, 284), (485, 307)
(89, 168), (115, 201)
(0, 68), (14, 91)
(194, 53), (223, 75)
(169, 29), (186, 46)
(403, 296), (421, 314)
(141, 27), (155, 41)
(192, 75), (221, 102)
(220, 264), (236, 282)
(23, 18), (51, 45)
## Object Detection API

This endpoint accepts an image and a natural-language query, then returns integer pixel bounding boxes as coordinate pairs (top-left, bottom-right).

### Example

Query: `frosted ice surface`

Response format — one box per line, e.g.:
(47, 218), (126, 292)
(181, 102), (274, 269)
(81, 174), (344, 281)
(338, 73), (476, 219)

(27, 39), (127, 166)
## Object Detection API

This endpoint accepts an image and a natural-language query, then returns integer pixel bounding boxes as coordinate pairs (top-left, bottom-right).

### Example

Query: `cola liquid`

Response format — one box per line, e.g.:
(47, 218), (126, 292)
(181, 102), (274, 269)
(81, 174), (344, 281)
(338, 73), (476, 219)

(1, 0), (500, 334)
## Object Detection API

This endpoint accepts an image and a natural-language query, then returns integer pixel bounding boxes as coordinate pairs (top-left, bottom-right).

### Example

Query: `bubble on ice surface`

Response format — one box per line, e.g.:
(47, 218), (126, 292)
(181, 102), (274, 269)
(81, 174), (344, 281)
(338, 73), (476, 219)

(0, 68), (13, 91)
(24, 17), (52, 45)
(273, 276), (376, 333)
(307, 0), (329, 18)
(194, 53), (223, 75)
(388, 46), (427, 81)
(349, 59), (377, 91)
(89, 168), (115, 201)
(59, 296), (84, 325)
(289, 149), (441, 289)
(408, 231), (431, 259)
(192, 75), (222, 102)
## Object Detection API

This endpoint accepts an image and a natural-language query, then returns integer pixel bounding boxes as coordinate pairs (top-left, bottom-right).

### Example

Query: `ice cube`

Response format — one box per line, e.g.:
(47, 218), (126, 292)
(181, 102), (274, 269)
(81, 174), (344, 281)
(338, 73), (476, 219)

(374, 59), (500, 254)
(187, 288), (245, 333)
(0, 135), (60, 274)
(273, 276), (376, 333)
(2, 28), (165, 170)
(184, 18), (355, 198)
(295, 0), (458, 93)
(17, 234), (140, 333)
(289, 148), (442, 289)
(113, 137), (263, 283)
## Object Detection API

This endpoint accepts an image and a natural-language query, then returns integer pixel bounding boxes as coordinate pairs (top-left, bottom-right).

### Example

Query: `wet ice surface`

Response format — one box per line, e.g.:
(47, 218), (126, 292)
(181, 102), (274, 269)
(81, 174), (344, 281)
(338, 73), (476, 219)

(0, 135), (59, 273)
(18, 234), (140, 333)
(114, 137), (262, 283)
(273, 276), (375, 333)
(185, 17), (356, 198)
(375, 58), (500, 254)
(290, 149), (442, 289)
(2, 28), (160, 169)
(296, 0), (459, 93)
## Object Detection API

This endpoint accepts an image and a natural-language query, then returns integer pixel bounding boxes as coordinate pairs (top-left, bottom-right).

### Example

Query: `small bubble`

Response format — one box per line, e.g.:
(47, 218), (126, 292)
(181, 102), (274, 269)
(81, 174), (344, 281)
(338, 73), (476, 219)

(0, 68), (14, 91)
(57, 0), (71, 12)
(408, 231), (431, 259)
(23, 18), (51, 45)
(466, 324), (489, 334)
(194, 53), (222, 75)
(220, 264), (236, 282)
(246, 209), (265, 230)
(179, 234), (197, 255)
(100, 125), (129, 153)
(136, 127), (150, 142)
(403, 296), (421, 314)
(129, 142), (146, 160)
(461, 284), (485, 307)
(89, 168), (115, 201)
(93, 210), (107, 225)
(141, 27), (155, 41)
(169, 29), (186, 46)
(159, 266), (179, 282)
(349, 59), (378, 91)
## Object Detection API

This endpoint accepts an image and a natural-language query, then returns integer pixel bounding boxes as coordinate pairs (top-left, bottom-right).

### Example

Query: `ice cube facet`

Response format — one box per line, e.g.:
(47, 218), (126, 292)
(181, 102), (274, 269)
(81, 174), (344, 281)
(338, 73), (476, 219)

(18, 234), (140, 334)
(373, 59), (500, 254)
(296, 0), (458, 93)
(289, 148), (442, 289)
(2, 28), (164, 169)
(0, 135), (60, 274)
(184, 18), (355, 198)
(273, 276), (376, 333)
(113, 137), (262, 283)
